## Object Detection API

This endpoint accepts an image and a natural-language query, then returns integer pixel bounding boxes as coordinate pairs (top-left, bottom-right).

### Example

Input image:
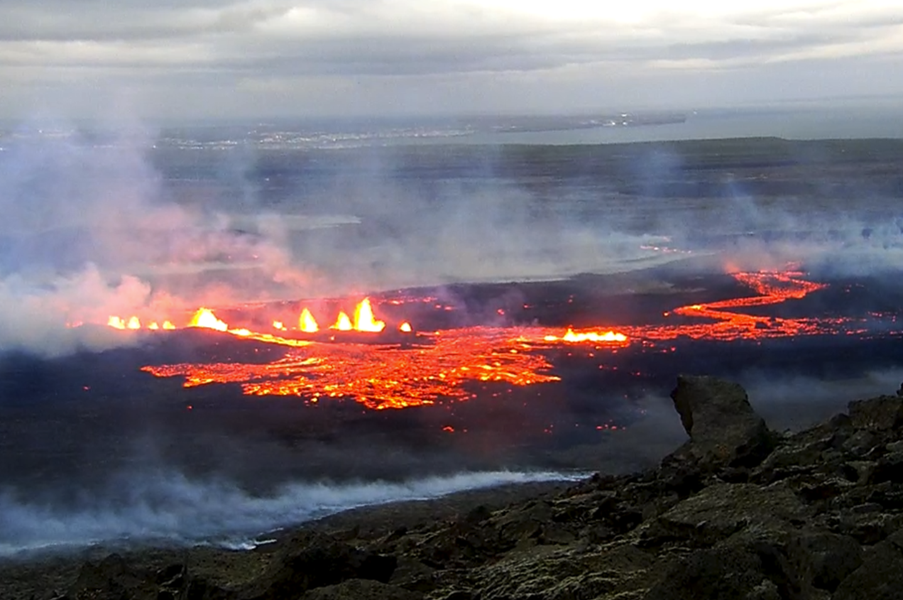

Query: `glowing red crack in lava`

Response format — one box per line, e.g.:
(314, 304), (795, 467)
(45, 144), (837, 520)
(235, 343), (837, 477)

(97, 271), (863, 409)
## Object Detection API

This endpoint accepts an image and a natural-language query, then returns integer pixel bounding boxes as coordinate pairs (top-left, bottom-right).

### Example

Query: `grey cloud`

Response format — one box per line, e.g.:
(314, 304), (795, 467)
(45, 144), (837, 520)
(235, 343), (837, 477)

(660, 31), (872, 63)
(0, 1), (901, 118)
(0, 1), (288, 42)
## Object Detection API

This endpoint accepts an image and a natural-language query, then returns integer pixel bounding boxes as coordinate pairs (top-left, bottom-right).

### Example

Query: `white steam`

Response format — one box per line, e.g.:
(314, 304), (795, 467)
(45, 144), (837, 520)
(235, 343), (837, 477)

(679, 176), (903, 275)
(0, 470), (583, 556)
(742, 367), (903, 431)
(3, 124), (902, 358)
(0, 124), (306, 357)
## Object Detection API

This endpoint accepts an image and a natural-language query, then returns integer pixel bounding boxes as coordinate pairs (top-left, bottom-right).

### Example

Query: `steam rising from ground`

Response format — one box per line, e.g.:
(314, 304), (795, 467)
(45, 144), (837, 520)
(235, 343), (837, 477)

(0, 470), (581, 556)
(0, 124), (307, 356)
(742, 367), (903, 431)
(700, 196), (903, 277)
(1, 122), (902, 359)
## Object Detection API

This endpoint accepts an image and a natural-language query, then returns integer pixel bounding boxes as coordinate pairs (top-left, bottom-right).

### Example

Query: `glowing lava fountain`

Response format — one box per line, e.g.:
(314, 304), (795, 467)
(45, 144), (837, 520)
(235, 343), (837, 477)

(299, 308), (319, 333)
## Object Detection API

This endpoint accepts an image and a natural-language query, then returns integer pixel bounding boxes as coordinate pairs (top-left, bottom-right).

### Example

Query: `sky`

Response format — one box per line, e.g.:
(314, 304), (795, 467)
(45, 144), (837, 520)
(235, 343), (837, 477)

(0, 0), (901, 120)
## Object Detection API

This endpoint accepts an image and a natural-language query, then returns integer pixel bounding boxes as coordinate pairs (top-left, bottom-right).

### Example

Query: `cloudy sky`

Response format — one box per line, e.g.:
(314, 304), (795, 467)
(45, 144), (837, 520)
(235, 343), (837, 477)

(0, 0), (901, 119)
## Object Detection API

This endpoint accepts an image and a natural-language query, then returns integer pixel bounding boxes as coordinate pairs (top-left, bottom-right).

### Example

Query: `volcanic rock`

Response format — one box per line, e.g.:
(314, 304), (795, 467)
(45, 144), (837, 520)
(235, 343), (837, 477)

(848, 395), (903, 431)
(16, 375), (903, 600)
(67, 554), (158, 600)
(788, 531), (863, 592)
(239, 531), (397, 600)
(301, 578), (422, 600)
(643, 542), (789, 600)
(667, 375), (776, 470)
(642, 482), (807, 547)
(832, 529), (903, 600)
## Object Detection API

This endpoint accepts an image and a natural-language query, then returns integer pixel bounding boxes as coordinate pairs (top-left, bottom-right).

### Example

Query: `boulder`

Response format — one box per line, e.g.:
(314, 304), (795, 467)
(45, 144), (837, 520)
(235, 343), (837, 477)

(832, 530), (903, 600)
(787, 531), (862, 592)
(643, 482), (807, 547)
(301, 579), (423, 600)
(848, 395), (903, 431)
(668, 375), (776, 470)
(643, 541), (790, 600)
(68, 554), (157, 600)
(468, 546), (649, 600)
(241, 532), (397, 600)
(867, 450), (903, 484)
(68, 555), (232, 600)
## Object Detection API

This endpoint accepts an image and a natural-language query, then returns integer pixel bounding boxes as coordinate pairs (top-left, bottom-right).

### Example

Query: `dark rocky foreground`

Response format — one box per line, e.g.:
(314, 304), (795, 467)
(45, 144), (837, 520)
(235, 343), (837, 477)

(8, 376), (903, 600)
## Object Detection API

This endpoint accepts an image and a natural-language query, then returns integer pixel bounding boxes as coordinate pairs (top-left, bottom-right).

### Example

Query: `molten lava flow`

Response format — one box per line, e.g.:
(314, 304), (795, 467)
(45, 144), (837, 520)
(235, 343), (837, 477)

(544, 329), (628, 343)
(332, 311), (353, 331)
(143, 327), (561, 410)
(190, 308), (228, 332)
(299, 308), (319, 332)
(636, 270), (841, 341)
(130, 268), (868, 411)
(353, 298), (385, 332)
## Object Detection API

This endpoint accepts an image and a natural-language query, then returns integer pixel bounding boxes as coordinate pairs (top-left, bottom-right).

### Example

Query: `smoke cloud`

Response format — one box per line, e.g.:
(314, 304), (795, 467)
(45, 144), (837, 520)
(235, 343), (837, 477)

(0, 121), (311, 357)
(0, 121), (696, 357)
(2, 122), (901, 359)
(740, 367), (903, 431)
(657, 166), (903, 277)
(0, 469), (582, 556)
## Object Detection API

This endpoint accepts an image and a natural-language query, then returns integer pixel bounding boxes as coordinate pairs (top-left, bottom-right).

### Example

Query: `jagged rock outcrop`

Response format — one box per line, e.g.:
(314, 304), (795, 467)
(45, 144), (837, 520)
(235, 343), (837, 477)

(302, 578), (423, 600)
(848, 394), (903, 431)
(67, 554), (159, 600)
(668, 374), (777, 470)
(240, 531), (396, 600)
(639, 482), (808, 547)
(18, 377), (903, 600)
(832, 529), (903, 600)
(66, 556), (232, 600)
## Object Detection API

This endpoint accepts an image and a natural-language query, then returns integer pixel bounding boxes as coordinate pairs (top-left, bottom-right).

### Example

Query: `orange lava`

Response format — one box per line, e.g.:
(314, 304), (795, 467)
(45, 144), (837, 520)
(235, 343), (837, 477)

(107, 316), (126, 330)
(299, 308), (319, 333)
(639, 270), (850, 341)
(142, 327), (561, 410)
(544, 329), (628, 343)
(124, 269), (865, 409)
(332, 311), (353, 331)
(353, 298), (385, 332)
(190, 308), (228, 332)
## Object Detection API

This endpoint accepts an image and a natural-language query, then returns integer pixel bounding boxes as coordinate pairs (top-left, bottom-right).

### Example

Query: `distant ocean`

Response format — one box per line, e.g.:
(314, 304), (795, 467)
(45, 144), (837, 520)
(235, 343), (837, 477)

(147, 104), (903, 152)
(462, 106), (903, 146)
